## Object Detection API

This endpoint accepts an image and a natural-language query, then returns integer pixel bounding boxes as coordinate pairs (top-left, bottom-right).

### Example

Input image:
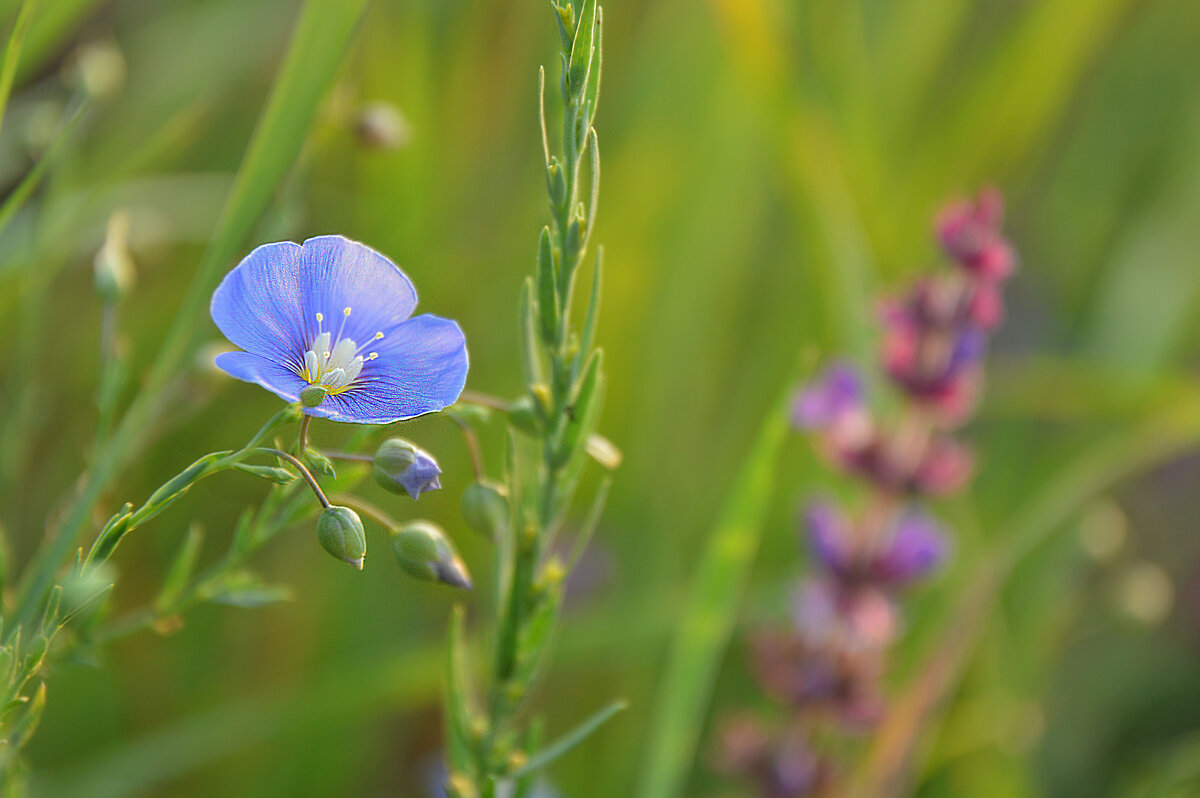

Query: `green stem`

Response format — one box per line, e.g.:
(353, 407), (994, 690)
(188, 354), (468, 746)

(256, 448), (329, 509)
(324, 451), (374, 463)
(20, 406), (300, 631)
(298, 414), (312, 452)
(447, 415), (485, 481)
(329, 493), (401, 532)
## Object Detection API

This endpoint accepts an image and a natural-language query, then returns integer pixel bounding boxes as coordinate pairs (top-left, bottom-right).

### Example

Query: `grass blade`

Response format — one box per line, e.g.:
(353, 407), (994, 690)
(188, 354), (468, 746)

(635, 370), (798, 798)
(0, 0), (37, 137)
(510, 699), (627, 779)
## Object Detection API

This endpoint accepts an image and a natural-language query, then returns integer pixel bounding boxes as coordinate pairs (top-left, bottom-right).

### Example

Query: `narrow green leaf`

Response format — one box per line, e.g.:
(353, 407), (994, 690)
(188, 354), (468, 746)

(39, 585), (61, 637)
(566, 0), (597, 99)
(510, 699), (626, 778)
(203, 571), (292, 609)
(7, 681), (45, 751)
(0, 0), (38, 138)
(555, 349), (603, 469)
(567, 477), (611, 572)
(0, 100), (83, 236)
(519, 277), (544, 389)
(583, 127), (600, 251)
(537, 65), (550, 166)
(575, 247), (603, 377)
(584, 7), (603, 125)
(444, 605), (479, 779)
(636, 374), (797, 798)
(536, 226), (559, 343)
(154, 524), (204, 615)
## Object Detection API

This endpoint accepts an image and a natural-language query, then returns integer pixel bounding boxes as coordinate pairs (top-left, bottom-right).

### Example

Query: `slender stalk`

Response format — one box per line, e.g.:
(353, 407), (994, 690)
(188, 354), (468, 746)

(459, 389), (510, 411)
(256, 448), (329, 509)
(447, 415), (485, 481)
(324, 451), (374, 464)
(298, 415), (312, 453)
(329, 493), (401, 532)
(448, 3), (611, 793)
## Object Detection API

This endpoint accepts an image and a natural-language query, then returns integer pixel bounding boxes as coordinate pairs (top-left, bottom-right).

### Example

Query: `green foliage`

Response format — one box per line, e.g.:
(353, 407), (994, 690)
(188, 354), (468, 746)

(0, 0), (1198, 796)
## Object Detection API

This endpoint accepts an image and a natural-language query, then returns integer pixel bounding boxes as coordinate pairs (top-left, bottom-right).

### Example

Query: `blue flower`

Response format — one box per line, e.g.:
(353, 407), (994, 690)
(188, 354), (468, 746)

(210, 235), (468, 424)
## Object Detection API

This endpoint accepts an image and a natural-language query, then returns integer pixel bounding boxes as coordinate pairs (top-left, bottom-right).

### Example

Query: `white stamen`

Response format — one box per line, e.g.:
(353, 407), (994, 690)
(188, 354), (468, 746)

(295, 310), (369, 395)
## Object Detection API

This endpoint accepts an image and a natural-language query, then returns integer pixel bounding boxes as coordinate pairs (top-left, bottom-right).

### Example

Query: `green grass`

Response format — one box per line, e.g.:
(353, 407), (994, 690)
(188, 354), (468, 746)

(2, 0), (1200, 796)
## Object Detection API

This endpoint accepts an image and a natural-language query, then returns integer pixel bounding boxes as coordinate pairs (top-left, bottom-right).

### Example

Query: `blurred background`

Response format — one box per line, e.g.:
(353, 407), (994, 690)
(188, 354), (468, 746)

(2, 0), (1200, 796)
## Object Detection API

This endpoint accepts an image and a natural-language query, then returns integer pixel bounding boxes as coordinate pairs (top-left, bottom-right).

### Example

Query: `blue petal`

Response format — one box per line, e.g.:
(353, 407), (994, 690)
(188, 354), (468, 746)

(214, 351), (308, 403)
(293, 235), (419, 346)
(210, 241), (306, 365)
(210, 235), (420, 370)
(316, 314), (468, 424)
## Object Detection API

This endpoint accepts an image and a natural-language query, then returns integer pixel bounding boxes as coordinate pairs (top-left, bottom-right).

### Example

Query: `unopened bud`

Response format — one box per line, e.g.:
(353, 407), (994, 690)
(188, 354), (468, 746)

(304, 449), (336, 479)
(316, 506), (366, 569)
(461, 480), (508, 540)
(530, 382), (553, 419)
(354, 101), (412, 150)
(94, 211), (135, 303)
(66, 39), (126, 99)
(392, 521), (471, 589)
(373, 438), (441, 499)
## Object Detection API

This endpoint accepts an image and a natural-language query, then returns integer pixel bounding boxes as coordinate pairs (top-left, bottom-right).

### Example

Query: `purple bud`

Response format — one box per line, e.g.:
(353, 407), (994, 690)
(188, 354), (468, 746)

(949, 325), (988, 372)
(803, 501), (853, 576)
(373, 438), (442, 500)
(874, 511), (949, 586)
(792, 363), (864, 432)
(935, 189), (1016, 281)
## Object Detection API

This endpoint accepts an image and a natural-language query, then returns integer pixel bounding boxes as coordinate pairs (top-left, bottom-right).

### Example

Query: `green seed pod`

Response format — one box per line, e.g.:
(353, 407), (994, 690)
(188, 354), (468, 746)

(392, 521), (471, 590)
(461, 481), (509, 540)
(316, 506), (366, 570)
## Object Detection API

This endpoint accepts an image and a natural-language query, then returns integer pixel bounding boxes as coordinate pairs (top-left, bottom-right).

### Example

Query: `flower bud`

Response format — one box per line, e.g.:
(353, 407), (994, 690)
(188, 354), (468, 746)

(65, 39), (126, 99)
(373, 438), (441, 499)
(461, 480), (508, 540)
(392, 521), (472, 589)
(93, 211), (135, 303)
(354, 101), (412, 150)
(304, 448), (336, 479)
(316, 506), (366, 569)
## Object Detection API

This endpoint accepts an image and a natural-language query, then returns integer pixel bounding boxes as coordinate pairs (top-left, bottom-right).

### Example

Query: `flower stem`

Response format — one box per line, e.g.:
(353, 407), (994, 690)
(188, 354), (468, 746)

(323, 451), (374, 464)
(328, 493), (400, 532)
(298, 414), (312, 453)
(256, 447), (329, 509)
(458, 389), (509, 412)
(447, 415), (485, 481)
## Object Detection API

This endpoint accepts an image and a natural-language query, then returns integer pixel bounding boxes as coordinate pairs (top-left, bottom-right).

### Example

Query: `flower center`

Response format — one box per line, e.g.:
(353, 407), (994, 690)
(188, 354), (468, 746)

(299, 307), (384, 395)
